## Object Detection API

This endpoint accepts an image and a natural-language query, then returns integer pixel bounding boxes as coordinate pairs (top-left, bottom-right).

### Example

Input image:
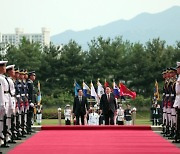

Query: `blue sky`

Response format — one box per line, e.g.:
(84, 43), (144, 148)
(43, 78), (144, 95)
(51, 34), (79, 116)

(0, 0), (180, 35)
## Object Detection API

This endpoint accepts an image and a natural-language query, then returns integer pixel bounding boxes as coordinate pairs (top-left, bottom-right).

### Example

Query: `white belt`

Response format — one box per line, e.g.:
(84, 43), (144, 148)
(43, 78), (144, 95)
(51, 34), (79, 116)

(16, 95), (20, 98)
(21, 94), (25, 96)
(166, 94), (169, 96)
(171, 94), (175, 96)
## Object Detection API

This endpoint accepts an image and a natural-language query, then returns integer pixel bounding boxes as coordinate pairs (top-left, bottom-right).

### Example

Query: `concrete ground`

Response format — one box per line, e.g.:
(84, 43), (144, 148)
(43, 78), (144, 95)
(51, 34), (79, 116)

(155, 131), (180, 149)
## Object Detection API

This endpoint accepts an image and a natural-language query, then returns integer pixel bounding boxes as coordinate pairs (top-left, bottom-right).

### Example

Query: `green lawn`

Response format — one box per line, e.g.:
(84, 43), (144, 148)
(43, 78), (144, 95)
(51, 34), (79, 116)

(35, 110), (151, 126)
(35, 118), (151, 126)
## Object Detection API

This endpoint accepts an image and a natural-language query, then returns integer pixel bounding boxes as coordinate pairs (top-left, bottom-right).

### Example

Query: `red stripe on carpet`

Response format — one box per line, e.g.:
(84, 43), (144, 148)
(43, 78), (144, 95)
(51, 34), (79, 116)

(41, 125), (151, 130)
(8, 129), (180, 154)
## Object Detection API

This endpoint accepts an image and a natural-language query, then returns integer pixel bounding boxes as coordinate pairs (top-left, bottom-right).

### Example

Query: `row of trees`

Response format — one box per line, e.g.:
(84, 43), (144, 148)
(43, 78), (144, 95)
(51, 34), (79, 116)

(1, 36), (180, 106)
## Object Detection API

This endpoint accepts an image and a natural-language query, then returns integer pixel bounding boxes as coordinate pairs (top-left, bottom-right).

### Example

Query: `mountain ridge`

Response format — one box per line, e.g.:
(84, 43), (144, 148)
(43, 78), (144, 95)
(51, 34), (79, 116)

(51, 6), (180, 49)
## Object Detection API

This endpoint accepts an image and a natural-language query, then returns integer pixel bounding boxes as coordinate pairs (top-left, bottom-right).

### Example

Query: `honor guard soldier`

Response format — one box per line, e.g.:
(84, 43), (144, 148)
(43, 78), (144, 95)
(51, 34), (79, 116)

(0, 60), (10, 147)
(173, 62), (180, 142)
(27, 71), (36, 132)
(36, 103), (43, 125)
(164, 68), (171, 136)
(14, 68), (22, 128)
(162, 69), (167, 133)
(6, 65), (17, 143)
(23, 70), (29, 129)
(14, 68), (23, 138)
(131, 107), (137, 125)
(19, 69), (27, 136)
(169, 67), (177, 138)
(151, 104), (160, 126)
(64, 104), (72, 125)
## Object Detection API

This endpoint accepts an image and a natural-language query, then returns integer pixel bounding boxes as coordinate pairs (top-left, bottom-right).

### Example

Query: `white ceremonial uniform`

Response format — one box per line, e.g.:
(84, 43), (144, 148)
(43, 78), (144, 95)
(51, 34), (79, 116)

(4, 76), (11, 142)
(64, 108), (72, 121)
(173, 75), (180, 108)
(117, 107), (124, 122)
(6, 77), (16, 138)
(36, 105), (43, 124)
(88, 112), (99, 125)
(0, 74), (9, 144)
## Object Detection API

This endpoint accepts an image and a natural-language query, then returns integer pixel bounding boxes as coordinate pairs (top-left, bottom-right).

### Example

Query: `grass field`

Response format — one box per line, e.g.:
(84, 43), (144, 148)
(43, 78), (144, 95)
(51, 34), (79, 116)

(35, 118), (151, 126)
(35, 110), (152, 126)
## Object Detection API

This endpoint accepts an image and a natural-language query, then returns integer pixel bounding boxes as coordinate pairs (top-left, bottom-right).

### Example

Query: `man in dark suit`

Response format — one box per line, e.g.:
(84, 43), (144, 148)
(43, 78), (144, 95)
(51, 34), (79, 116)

(100, 87), (117, 125)
(73, 89), (89, 125)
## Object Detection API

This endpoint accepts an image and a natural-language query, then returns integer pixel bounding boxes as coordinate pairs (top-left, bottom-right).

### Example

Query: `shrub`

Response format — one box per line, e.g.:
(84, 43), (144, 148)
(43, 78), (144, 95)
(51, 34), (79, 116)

(42, 108), (60, 119)
(127, 95), (151, 111)
(42, 91), (74, 107)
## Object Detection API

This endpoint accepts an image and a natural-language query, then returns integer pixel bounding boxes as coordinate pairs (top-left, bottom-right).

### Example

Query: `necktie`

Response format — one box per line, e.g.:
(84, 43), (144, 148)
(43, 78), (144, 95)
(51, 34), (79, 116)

(108, 94), (110, 102)
(79, 96), (82, 102)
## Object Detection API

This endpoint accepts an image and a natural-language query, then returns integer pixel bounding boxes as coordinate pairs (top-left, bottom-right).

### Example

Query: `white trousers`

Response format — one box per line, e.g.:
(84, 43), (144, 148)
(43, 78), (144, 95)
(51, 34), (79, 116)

(36, 113), (42, 124)
(125, 120), (132, 125)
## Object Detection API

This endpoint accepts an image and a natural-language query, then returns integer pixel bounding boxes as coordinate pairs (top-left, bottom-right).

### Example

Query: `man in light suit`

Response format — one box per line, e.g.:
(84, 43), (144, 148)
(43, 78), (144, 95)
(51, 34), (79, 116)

(73, 89), (89, 125)
(100, 87), (117, 125)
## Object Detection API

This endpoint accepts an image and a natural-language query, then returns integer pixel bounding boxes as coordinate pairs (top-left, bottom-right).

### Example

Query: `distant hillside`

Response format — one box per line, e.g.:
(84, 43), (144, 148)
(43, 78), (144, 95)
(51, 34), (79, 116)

(51, 6), (180, 50)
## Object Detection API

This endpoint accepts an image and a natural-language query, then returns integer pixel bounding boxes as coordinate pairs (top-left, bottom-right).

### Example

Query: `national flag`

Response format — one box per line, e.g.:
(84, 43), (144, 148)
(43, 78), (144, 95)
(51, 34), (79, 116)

(97, 80), (104, 98)
(90, 81), (99, 103)
(119, 83), (136, 99)
(104, 79), (109, 88)
(83, 81), (90, 97)
(37, 81), (42, 104)
(154, 80), (160, 100)
(74, 81), (81, 96)
(113, 81), (120, 98)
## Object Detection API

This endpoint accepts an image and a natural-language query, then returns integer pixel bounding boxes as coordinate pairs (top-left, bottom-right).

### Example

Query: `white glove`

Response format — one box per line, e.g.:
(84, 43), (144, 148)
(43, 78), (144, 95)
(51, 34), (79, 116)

(30, 103), (34, 107)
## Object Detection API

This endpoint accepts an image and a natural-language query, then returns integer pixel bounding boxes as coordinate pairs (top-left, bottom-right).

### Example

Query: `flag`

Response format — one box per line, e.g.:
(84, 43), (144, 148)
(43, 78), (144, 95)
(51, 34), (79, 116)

(37, 81), (42, 104)
(154, 80), (160, 101)
(74, 81), (81, 96)
(90, 81), (99, 103)
(83, 81), (90, 97)
(119, 83), (136, 99)
(113, 81), (120, 98)
(97, 80), (104, 98)
(104, 79), (109, 88)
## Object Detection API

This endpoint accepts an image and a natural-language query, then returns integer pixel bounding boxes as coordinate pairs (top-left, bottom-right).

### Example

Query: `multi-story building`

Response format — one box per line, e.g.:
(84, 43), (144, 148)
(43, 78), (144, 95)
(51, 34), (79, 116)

(0, 27), (50, 48)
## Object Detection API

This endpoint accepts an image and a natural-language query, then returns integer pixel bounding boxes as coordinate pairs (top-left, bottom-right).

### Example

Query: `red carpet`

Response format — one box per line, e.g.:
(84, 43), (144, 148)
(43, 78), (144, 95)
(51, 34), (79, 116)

(41, 125), (151, 130)
(8, 126), (180, 154)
